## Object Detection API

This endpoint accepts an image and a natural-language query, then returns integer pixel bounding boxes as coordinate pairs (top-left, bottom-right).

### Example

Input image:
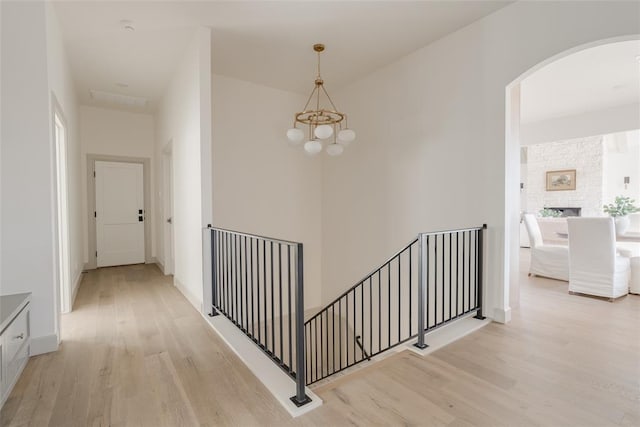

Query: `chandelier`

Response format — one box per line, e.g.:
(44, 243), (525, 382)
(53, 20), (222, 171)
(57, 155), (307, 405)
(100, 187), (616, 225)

(286, 44), (356, 156)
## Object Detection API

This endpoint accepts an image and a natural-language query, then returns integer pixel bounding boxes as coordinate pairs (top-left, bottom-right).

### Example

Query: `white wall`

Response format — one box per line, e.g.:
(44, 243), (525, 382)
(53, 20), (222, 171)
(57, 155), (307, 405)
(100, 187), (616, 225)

(521, 103), (640, 145)
(321, 1), (639, 321)
(0, 1), (79, 354)
(155, 28), (212, 310)
(603, 130), (640, 206)
(46, 3), (82, 305)
(526, 137), (604, 217)
(211, 74), (323, 308)
(79, 105), (156, 264)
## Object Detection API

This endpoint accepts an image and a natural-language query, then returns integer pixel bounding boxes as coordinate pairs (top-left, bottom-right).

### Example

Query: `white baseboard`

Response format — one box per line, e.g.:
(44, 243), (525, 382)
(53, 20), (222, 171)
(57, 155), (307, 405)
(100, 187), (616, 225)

(202, 313), (322, 417)
(30, 334), (59, 356)
(406, 315), (492, 357)
(71, 271), (83, 310)
(493, 307), (512, 324)
(174, 277), (203, 313)
(155, 259), (166, 274)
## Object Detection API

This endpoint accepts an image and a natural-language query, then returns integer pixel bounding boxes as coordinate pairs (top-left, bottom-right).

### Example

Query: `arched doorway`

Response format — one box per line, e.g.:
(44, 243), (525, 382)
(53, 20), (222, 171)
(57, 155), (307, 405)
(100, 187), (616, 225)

(504, 35), (640, 310)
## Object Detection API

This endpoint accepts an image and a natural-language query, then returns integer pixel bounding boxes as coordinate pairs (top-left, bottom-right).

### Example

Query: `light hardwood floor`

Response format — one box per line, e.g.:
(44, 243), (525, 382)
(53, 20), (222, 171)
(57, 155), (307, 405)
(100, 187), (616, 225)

(2, 252), (639, 426)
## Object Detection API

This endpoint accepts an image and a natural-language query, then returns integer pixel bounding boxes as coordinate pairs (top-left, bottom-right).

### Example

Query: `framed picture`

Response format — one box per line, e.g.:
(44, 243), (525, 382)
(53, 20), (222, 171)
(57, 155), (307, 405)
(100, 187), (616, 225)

(546, 169), (576, 191)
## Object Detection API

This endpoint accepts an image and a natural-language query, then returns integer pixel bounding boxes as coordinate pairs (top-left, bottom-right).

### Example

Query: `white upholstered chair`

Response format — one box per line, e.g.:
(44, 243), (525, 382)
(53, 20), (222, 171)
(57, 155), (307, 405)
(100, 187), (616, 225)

(616, 239), (640, 295)
(523, 214), (569, 281)
(567, 217), (630, 300)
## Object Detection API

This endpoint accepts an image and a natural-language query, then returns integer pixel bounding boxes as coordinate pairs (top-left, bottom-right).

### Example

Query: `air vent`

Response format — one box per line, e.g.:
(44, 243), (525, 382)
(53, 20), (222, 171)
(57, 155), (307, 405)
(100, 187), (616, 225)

(90, 90), (147, 108)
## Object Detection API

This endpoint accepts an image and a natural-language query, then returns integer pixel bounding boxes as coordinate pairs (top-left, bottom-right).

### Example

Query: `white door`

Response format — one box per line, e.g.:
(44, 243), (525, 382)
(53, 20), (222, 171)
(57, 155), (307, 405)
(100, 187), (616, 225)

(95, 161), (145, 267)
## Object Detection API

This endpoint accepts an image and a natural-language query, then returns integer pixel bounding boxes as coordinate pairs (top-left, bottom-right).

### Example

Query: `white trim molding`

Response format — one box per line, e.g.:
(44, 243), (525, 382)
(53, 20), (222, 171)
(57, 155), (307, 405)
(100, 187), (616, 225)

(30, 334), (59, 356)
(203, 313), (322, 417)
(174, 277), (203, 313)
(493, 307), (512, 324)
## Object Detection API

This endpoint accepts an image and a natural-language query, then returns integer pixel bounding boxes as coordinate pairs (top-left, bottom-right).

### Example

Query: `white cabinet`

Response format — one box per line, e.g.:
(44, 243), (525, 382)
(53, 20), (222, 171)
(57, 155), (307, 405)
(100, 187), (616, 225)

(1, 293), (31, 408)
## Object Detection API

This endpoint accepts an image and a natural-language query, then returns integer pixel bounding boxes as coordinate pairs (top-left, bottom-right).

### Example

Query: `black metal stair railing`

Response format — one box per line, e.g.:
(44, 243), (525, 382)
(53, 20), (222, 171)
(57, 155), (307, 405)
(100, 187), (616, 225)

(207, 227), (310, 406)
(304, 225), (486, 385)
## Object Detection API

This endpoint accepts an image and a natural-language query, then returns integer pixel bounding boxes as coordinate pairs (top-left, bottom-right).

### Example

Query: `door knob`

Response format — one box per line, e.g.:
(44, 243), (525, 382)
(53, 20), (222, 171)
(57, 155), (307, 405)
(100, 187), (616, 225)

(167, 217), (172, 224)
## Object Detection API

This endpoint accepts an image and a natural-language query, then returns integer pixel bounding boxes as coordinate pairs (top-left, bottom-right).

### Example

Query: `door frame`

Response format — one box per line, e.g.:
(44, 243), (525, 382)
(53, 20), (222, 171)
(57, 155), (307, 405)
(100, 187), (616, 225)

(162, 140), (174, 275)
(51, 95), (72, 317)
(86, 154), (152, 270)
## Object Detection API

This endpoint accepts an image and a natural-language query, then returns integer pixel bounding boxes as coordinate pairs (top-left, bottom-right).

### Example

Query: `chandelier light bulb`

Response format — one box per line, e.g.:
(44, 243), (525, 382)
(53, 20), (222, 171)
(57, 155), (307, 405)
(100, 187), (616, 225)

(338, 128), (356, 143)
(304, 140), (322, 155)
(286, 128), (305, 145)
(326, 143), (344, 156)
(314, 124), (333, 140)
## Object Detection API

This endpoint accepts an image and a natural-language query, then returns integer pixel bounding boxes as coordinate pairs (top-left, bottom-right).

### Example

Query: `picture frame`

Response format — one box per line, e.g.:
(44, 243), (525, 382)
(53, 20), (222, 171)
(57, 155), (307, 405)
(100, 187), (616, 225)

(546, 169), (576, 191)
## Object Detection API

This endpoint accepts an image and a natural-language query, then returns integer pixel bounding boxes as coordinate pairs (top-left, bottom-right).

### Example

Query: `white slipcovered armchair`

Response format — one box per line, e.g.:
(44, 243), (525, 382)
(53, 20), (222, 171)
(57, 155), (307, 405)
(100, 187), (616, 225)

(523, 214), (569, 281)
(567, 217), (630, 300)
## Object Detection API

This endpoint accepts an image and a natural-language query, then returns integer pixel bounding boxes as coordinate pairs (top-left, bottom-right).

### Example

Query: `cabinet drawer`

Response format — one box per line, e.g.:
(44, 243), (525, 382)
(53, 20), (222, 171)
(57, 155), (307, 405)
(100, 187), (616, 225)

(3, 307), (29, 362)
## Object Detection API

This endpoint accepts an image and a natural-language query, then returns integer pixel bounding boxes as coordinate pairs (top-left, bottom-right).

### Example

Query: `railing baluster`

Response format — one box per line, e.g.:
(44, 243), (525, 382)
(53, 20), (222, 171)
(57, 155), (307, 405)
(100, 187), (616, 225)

(361, 281), (364, 361)
(377, 270), (381, 354)
(415, 233), (427, 349)
(287, 245), (292, 370)
(434, 234), (438, 326)
(278, 243), (283, 362)
(263, 240), (267, 351)
(270, 241), (275, 356)
(345, 291), (349, 366)
(475, 226), (486, 319)
(408, 245), (412, 335)
(455, 232), (459, 317)
(244, 236), (248, 331)
(339, 298), (342, 371)
(397, 256), (401, 343)
(320, 308), (324, 377)
(441, 234), (445, 325)
(210, 230), (217, 315)
(369, 277), (372, 357)
(449, 232), (452, 322)
(387, 266), (391, 348)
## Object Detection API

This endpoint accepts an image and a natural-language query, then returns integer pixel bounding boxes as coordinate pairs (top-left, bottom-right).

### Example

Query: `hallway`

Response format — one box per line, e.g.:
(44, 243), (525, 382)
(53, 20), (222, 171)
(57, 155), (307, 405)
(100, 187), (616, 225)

(2, 261), (639, 426)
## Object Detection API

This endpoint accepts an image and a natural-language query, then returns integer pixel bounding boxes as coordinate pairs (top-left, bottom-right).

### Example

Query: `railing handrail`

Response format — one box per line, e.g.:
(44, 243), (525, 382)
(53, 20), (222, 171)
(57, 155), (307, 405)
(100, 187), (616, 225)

(303, 224), (486, 385)
(304, 236), (418, 325)
(303, 226), (483, 326)
(211, 226), (302, 246)
(419, 225), (486, 236)
(208, 227), (310, 406)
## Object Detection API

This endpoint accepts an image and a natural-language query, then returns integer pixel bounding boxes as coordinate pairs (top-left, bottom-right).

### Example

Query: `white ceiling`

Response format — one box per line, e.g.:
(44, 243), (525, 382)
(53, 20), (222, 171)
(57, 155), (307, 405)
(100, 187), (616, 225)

(52, 1), (513, 112)
(521, 40), (640, 124)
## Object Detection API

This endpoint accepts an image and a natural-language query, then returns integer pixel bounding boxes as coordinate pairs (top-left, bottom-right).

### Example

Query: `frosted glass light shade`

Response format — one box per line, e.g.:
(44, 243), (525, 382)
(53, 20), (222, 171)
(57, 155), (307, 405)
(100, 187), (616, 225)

(326, 143), (344, 156)
(304, 140), (322, 155)
(314, 124), (333, 139)
(338, 128), (356, 143)
(286, 128), (304, 144)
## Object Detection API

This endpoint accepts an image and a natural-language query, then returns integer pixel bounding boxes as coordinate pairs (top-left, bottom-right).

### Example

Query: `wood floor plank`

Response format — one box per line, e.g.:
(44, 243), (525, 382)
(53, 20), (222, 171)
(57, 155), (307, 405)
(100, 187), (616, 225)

(2, 253), (639, 426)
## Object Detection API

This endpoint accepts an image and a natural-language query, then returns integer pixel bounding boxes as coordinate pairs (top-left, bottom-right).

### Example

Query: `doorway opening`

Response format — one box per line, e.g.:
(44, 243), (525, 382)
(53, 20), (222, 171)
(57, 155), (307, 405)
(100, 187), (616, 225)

(54, 110), (71, 314)
(505, 36), (640, 309)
